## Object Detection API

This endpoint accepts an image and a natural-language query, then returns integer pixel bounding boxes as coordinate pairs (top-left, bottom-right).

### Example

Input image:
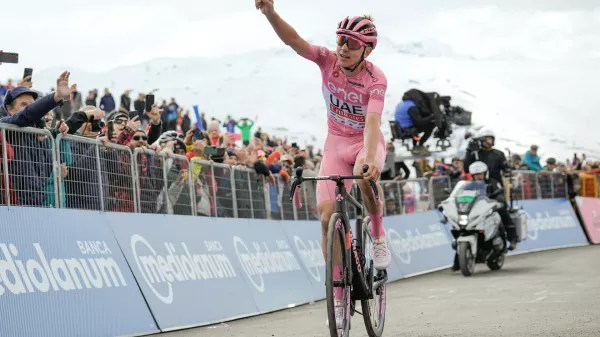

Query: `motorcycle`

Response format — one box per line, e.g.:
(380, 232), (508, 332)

(438, 180), (507, 277)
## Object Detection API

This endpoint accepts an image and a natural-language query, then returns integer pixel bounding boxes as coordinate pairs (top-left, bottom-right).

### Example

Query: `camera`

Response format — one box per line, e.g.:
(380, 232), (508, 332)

(440, 95), (452, 109)
(89, 116), (105, 133)
(467, 139), (481, 153)
(464, 132), (482, 153)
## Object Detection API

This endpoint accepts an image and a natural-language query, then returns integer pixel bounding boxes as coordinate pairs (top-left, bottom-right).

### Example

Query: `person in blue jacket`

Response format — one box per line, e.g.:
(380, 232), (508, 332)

(1, 71), (75, 206)
(394, 89), (436, 156)
(523, 145), (543, 171)
(99, 88), (116, 113)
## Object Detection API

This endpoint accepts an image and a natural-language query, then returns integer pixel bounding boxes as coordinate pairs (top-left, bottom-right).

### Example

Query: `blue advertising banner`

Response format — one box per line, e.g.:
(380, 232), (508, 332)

(0, 207), (158, 337)
(106, 213), (260, 331)
(279, 220), (326, 301)
(218, 218), (317, 313)
(385, 212), (455, 277)
(509, 199), (589, 255)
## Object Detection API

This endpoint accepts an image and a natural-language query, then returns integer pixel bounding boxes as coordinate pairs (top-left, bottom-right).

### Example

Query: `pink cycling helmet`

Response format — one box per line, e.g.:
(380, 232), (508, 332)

(336, 16), (378, 50)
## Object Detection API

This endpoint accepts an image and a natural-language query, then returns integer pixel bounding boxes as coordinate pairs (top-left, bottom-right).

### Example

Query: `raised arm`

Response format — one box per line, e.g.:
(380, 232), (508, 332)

(256, 0), (309, 55)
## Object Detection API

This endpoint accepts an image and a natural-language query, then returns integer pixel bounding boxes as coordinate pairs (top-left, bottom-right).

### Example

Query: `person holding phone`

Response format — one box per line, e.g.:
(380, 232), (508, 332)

(1, 71), (76, 206)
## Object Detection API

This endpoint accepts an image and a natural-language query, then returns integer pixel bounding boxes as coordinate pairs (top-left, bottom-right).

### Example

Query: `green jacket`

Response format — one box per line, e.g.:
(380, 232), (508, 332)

(236, 120), (254, 142)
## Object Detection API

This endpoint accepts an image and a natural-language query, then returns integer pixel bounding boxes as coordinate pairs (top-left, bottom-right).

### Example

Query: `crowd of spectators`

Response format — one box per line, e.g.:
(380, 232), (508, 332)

(0, 73), (329, 216)
(0, 73), (598, 218)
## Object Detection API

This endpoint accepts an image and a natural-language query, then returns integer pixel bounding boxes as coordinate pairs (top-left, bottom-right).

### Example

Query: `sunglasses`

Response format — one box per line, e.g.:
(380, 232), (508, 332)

(133, 135), (148, 141)
(113, 119), (127, 125)
(336, 35), (365, 51)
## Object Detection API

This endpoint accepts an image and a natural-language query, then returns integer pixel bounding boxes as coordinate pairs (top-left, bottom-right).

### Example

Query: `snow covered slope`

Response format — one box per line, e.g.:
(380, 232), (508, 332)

(28, 39), (600, 161)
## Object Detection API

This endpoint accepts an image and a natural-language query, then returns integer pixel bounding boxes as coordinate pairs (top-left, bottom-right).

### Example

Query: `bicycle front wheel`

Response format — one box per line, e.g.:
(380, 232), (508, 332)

(361, 216), (386, 337)
(326, 212), (351, 337)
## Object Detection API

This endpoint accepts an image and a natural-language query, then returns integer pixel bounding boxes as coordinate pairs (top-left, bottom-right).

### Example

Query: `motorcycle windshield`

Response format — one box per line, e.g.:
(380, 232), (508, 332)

(451, 181), (487, 213)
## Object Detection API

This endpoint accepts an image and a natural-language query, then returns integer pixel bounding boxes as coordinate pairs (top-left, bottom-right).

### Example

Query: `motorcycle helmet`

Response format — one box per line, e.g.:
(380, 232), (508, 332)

(469, 161), (488, 175)
(477, 128), (495, 147)
(477, 128), (495, 139)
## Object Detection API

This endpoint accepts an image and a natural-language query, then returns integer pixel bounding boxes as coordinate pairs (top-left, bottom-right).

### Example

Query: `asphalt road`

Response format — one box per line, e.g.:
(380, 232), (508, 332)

(163, 246), (600, 337)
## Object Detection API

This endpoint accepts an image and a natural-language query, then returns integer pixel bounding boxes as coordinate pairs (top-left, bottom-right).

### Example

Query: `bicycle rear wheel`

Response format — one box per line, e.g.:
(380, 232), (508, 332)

(326, 213), (351, 337)
(360, 217), (386, 337)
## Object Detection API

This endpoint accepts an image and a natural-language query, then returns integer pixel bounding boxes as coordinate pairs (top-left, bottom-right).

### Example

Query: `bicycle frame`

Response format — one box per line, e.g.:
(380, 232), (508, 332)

(332, 179), (374, 302)
(290, 168), (381, 302)
(290, 166), (388, 335)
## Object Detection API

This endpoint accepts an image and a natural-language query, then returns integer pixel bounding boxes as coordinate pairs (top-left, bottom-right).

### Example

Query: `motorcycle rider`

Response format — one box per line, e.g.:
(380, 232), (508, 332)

(463, 129), (509, 186)
(451, 161), (515, 271)
(463, 129), (517, 248)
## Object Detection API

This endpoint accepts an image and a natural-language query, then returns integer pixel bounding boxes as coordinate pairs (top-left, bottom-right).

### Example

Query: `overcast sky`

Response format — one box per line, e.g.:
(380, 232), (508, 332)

(1, 0), (599, 78)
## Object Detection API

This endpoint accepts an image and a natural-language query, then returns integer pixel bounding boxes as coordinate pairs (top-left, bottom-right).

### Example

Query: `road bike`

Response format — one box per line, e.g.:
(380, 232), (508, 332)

(290, 165), (387, 337)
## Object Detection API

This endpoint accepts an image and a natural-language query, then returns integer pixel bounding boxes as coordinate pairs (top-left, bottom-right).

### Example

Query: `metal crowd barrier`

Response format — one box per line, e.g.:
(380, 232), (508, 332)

(578, 173), (599, 198)
(0, 124), (578, 220)
(507, 170), (569, 200)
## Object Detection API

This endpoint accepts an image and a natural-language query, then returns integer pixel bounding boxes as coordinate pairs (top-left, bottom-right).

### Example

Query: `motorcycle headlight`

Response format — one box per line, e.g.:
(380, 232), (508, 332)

(459, 215), (468, 225)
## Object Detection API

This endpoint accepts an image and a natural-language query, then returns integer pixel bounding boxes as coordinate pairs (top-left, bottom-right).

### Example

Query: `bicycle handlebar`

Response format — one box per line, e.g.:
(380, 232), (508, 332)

(289, 165), (380, 206)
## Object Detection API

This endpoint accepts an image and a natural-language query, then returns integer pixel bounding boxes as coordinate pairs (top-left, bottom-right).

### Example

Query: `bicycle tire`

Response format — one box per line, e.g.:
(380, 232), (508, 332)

(326, 212), (351, 337)
(360, 216), (386, 337)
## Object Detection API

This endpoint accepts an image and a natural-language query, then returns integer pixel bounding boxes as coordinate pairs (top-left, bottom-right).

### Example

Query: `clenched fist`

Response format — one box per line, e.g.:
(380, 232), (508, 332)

(255, 0), (274, 15)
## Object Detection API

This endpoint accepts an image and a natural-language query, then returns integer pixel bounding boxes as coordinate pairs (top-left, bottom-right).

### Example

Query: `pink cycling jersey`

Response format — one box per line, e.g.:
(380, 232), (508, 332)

(299, 44), (387, 137)
(299, 44), (388, 204)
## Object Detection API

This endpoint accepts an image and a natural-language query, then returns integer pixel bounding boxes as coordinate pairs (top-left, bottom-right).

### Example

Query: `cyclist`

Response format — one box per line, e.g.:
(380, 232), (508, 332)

(256, 0), (392, 323)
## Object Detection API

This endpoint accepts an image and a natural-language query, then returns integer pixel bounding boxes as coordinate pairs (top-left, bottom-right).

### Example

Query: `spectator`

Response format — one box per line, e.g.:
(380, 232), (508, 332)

(237, 118), (255, 146)
(71, 84), (84, 113)
(120, 90), (132, 112)
(509, 154), (522, 170)
(63, 106), (109, 210)
(381, 142), (396, 180)
(182, 110), (191, 135)
(206, 120), (223, 147)
(254, 127), (263, 139)
(402, 184), (416, 214)
(42, 111), (72, 208)
(104, 111), (129, 142)
(100, 88), (116, 113)
(545, 157), (557, 171)
(198, 112), (208, 131)
(572, 154), (582, 171)
(85, 90), (97, 107)
(1, 71), (74, 206)
(306, 144), (315, 160)
(134, 93), (145, 116)
(0, 81), (7, 107)
(385, 198), (400, 215)
(447, 157), (470, 186)
(523, 145), (543, 171)
(223, 115), (236, 133)
(114, 106), (163, 147)
(156, 137), (191, 215)
(167, 98), (179, 131)
(134, 93), (149, 128)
